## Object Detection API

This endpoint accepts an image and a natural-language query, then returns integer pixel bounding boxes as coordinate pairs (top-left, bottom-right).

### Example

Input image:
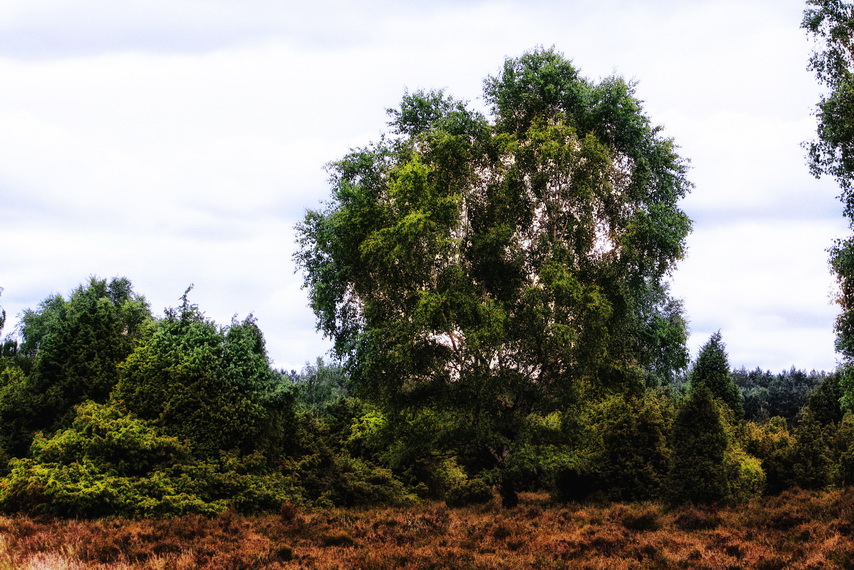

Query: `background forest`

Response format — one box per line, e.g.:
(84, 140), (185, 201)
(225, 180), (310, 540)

(2, 23), (854, 518)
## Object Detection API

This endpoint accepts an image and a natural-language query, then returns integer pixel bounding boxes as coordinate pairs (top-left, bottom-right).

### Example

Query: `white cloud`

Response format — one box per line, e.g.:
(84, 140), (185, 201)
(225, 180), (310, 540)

(671, 218), (845, 370)
(0, 0), (845, 373)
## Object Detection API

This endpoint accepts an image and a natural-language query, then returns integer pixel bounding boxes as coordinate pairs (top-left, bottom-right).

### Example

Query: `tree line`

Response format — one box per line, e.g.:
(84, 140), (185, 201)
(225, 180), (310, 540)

(0, 278), (848, 517)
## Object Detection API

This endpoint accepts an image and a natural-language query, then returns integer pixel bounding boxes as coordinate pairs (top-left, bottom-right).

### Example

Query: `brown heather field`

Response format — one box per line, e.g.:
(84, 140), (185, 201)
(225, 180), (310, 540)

(1, 488), (854, 569)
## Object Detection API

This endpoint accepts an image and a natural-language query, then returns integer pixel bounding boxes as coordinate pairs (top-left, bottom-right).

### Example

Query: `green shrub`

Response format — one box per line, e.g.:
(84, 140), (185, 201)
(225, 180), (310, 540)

(689, 332), (743, 418)
(838, 439), (854, 487)
(334, 458), (414, 506)
(551, 455), (599, 502)
(790, 412), (834, 490)
(502, 443), (572, 494)
(112, 301), (289, 461)
(743, 418), (797, 494)
(748, 411), (836, 495)
(598, 393), (672, 501)
(445, 478), (493, 507)
(0, 402), (301, 517)
(0, 458), (227, 517)
(32, 401), (190, 475)
(805, 371), (845, 425)
(725, 448), (766, 503)
(669, 387), (765, 505)
(288, 447), (413, 507)
(181, 454), (302, 514)
(287, 405), (415, 507)
(668, 387), (729, 504)
(407, 457), (469, 499)
(0, 278), (152, 458)
(0, 453), (303, 518)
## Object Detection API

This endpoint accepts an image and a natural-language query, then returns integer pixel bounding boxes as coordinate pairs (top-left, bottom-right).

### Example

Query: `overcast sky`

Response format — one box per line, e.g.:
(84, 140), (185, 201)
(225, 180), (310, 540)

(0, 0), (846, 373)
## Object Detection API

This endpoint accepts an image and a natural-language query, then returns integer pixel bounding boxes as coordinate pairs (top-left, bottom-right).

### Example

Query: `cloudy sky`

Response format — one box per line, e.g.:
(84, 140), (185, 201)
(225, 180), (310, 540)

(0, 0), (846, 373)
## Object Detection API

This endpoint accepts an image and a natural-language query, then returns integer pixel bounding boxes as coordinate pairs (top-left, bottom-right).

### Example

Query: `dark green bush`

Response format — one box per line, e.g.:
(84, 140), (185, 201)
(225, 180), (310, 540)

(790, 412), (834, 490)
(838, 444), (854, 486)
(668, 387), (730, 504)
(690, 332), (743, 418)
(112, 299), (289, 461)
(332, 458), (413, 506)
(286, 401), (414, 507)
(287, 448), (412, 507)
(598, 393), (671, 501)
(0, 277), (152, 458)
(445, 478), (493, 507)
(551, 455), (599, 502)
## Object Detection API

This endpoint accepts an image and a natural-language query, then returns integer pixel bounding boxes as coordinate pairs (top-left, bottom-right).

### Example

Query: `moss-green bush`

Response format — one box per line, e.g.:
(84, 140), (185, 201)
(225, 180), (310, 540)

(0, 458), (227, 517)
(790, 412), (834, 490)
(725, 448), (766, 503)
(668, 387), (730, 504)
(551, 454), (600, 502)
(445, 477), (493, 507)
(333, 457), (414, 506)
(597, 393), (672, 501)
(0, 402), (301, 517)
(287, 448), (413, 507)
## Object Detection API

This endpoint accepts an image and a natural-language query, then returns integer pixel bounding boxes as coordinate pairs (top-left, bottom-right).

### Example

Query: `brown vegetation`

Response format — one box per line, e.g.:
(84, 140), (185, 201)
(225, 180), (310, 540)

(1, 488), (854, 569)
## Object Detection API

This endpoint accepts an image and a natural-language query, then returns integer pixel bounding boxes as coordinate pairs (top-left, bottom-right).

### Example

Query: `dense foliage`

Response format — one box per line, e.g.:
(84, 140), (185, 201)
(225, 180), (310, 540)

(803, 1), (854, 375)
(0, 274), (847, 516)
(0, 279), (409, 516)
(296, 47), (692, 506)
(0, 277), (151, 458)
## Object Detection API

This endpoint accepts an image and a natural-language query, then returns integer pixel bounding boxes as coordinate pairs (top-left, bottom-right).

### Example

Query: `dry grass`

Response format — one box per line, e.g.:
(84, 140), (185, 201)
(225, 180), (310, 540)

(1, 488), (854, 568)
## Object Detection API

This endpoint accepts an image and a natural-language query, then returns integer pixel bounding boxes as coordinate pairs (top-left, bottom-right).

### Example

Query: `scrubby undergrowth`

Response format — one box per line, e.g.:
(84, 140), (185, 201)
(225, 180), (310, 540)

(1, 488), (854, 568)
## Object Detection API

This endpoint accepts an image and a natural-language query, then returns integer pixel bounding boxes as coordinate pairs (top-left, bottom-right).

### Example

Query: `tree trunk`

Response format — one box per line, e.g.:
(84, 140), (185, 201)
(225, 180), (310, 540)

(499, 478), (519, 508)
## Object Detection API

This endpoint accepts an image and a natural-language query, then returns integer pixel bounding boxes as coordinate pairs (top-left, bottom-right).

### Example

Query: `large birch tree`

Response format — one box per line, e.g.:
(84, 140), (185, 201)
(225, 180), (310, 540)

(296, 48), (692, 506)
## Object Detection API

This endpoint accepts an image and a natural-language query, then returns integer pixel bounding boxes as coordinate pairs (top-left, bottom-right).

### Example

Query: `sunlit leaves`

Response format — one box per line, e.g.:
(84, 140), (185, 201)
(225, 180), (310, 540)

(803, 1), (854, 372)
(294, 48), (692, 502)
